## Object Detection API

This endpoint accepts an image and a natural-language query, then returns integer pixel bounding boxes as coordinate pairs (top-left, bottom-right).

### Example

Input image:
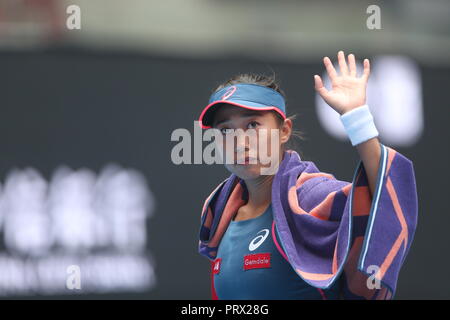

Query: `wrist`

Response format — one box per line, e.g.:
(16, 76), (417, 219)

(340, 104), (379, 146)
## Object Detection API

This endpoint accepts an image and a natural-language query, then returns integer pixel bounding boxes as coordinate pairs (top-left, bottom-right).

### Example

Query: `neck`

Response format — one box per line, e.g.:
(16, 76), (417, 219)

(244, 174), (274, 208)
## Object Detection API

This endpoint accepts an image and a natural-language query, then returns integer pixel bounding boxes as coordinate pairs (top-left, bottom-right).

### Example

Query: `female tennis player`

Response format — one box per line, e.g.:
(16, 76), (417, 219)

(197, 51), (418, 300)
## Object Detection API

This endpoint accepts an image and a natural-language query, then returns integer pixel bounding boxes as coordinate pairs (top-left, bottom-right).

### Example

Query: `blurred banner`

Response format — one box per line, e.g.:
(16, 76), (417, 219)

(0, 0), (449, 299)
(0, 0), (449, 65)
(0, 164), (156, 296)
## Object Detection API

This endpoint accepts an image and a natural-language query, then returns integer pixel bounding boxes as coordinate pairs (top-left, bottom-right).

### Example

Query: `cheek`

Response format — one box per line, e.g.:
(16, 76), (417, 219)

(214, 138), (231, 158)
(256, 128), (281, 154)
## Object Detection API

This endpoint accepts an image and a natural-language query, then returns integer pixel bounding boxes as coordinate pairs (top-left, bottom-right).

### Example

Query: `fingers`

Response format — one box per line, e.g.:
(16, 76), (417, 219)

(323, 51), (370, 81)
(323, 57), (337, 81)
(362, 58), (370, 80)
(314, 75), (329, 98)
(348, 53), (357, 76)
(338, 51), (349, 76)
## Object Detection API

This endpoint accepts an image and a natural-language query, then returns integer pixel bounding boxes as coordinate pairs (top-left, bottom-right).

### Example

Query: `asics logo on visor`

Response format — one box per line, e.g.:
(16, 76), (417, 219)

(221, 86), (237, 100)
(249, 229), (270, 251)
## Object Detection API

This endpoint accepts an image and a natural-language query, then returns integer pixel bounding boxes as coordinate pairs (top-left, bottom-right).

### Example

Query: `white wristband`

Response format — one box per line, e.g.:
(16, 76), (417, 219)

(340, 104), (379, 146)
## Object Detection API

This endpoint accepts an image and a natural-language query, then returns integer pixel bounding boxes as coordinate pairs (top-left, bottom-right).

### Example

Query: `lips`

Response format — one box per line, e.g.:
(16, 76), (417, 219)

(237, 156), (257, 165)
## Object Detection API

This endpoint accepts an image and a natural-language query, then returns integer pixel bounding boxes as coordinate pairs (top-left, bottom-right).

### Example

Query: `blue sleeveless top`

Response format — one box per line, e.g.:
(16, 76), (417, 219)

(213, 204), (342, 299)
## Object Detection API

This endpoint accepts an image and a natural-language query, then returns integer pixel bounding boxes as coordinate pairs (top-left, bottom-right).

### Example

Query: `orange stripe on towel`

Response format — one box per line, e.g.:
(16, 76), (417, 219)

(295, 172), (335, 189)
(352, 186), (372, 216)
(385, 147), (396, 177)
(201, 180), (226, 219)
(376, 177), (408, 280)
(288, 185), (335, 220)
(296, 269), (335, 281)
(208, 182), (247, 247)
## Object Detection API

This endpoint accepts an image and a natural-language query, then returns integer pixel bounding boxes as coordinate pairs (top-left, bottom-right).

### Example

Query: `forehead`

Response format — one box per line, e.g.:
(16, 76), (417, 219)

(213, 104), (268, 125)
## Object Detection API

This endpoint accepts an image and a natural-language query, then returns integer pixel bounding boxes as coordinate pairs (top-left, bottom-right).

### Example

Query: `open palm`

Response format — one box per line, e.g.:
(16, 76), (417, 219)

(314, 51), (370, 115)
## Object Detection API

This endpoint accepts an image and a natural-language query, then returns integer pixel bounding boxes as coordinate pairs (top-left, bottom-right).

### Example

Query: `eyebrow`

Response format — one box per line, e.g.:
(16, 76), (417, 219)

(214, 110), (263, 127)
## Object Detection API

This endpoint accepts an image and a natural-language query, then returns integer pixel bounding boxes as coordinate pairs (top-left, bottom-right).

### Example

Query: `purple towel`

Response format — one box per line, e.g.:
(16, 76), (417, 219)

(198, 142), (418, 299)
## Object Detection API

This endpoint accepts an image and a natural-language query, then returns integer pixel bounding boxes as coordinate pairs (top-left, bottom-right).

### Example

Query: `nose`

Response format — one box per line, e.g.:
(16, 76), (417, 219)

(235, 131), (250, 154)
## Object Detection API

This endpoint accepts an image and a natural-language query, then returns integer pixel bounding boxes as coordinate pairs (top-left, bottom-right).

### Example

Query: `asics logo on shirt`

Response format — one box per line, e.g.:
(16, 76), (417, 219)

(249, 229), (270, 251)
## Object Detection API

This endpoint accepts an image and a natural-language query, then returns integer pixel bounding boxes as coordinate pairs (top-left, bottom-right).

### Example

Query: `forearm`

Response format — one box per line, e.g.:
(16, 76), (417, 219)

(314, 50), (381, 197)
(355, 137), (382, 197)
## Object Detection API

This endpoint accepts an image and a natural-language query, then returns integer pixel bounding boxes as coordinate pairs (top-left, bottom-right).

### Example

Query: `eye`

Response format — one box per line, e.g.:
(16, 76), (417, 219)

(220, 127), (234, 135)
(247, 121), (259, 129)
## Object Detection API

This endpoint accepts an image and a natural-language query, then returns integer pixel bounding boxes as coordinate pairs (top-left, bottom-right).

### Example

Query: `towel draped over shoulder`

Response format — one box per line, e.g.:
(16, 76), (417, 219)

(198, 143), (418, 300)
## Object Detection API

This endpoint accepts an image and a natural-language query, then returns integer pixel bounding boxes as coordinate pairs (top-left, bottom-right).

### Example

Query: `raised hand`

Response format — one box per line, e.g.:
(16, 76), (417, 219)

(314, 51), (370, 115)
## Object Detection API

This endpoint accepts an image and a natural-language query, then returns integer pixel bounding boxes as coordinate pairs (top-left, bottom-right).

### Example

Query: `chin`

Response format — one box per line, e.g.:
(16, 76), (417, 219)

(225, 164), (264, 180)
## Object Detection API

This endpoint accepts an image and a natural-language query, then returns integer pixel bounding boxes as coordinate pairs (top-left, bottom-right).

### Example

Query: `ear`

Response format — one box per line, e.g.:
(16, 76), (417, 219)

(280, 118), (292, 144)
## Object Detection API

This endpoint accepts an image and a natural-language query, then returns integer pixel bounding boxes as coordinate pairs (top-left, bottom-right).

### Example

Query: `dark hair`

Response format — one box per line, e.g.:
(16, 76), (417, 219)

(212, 72), (306, 153)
